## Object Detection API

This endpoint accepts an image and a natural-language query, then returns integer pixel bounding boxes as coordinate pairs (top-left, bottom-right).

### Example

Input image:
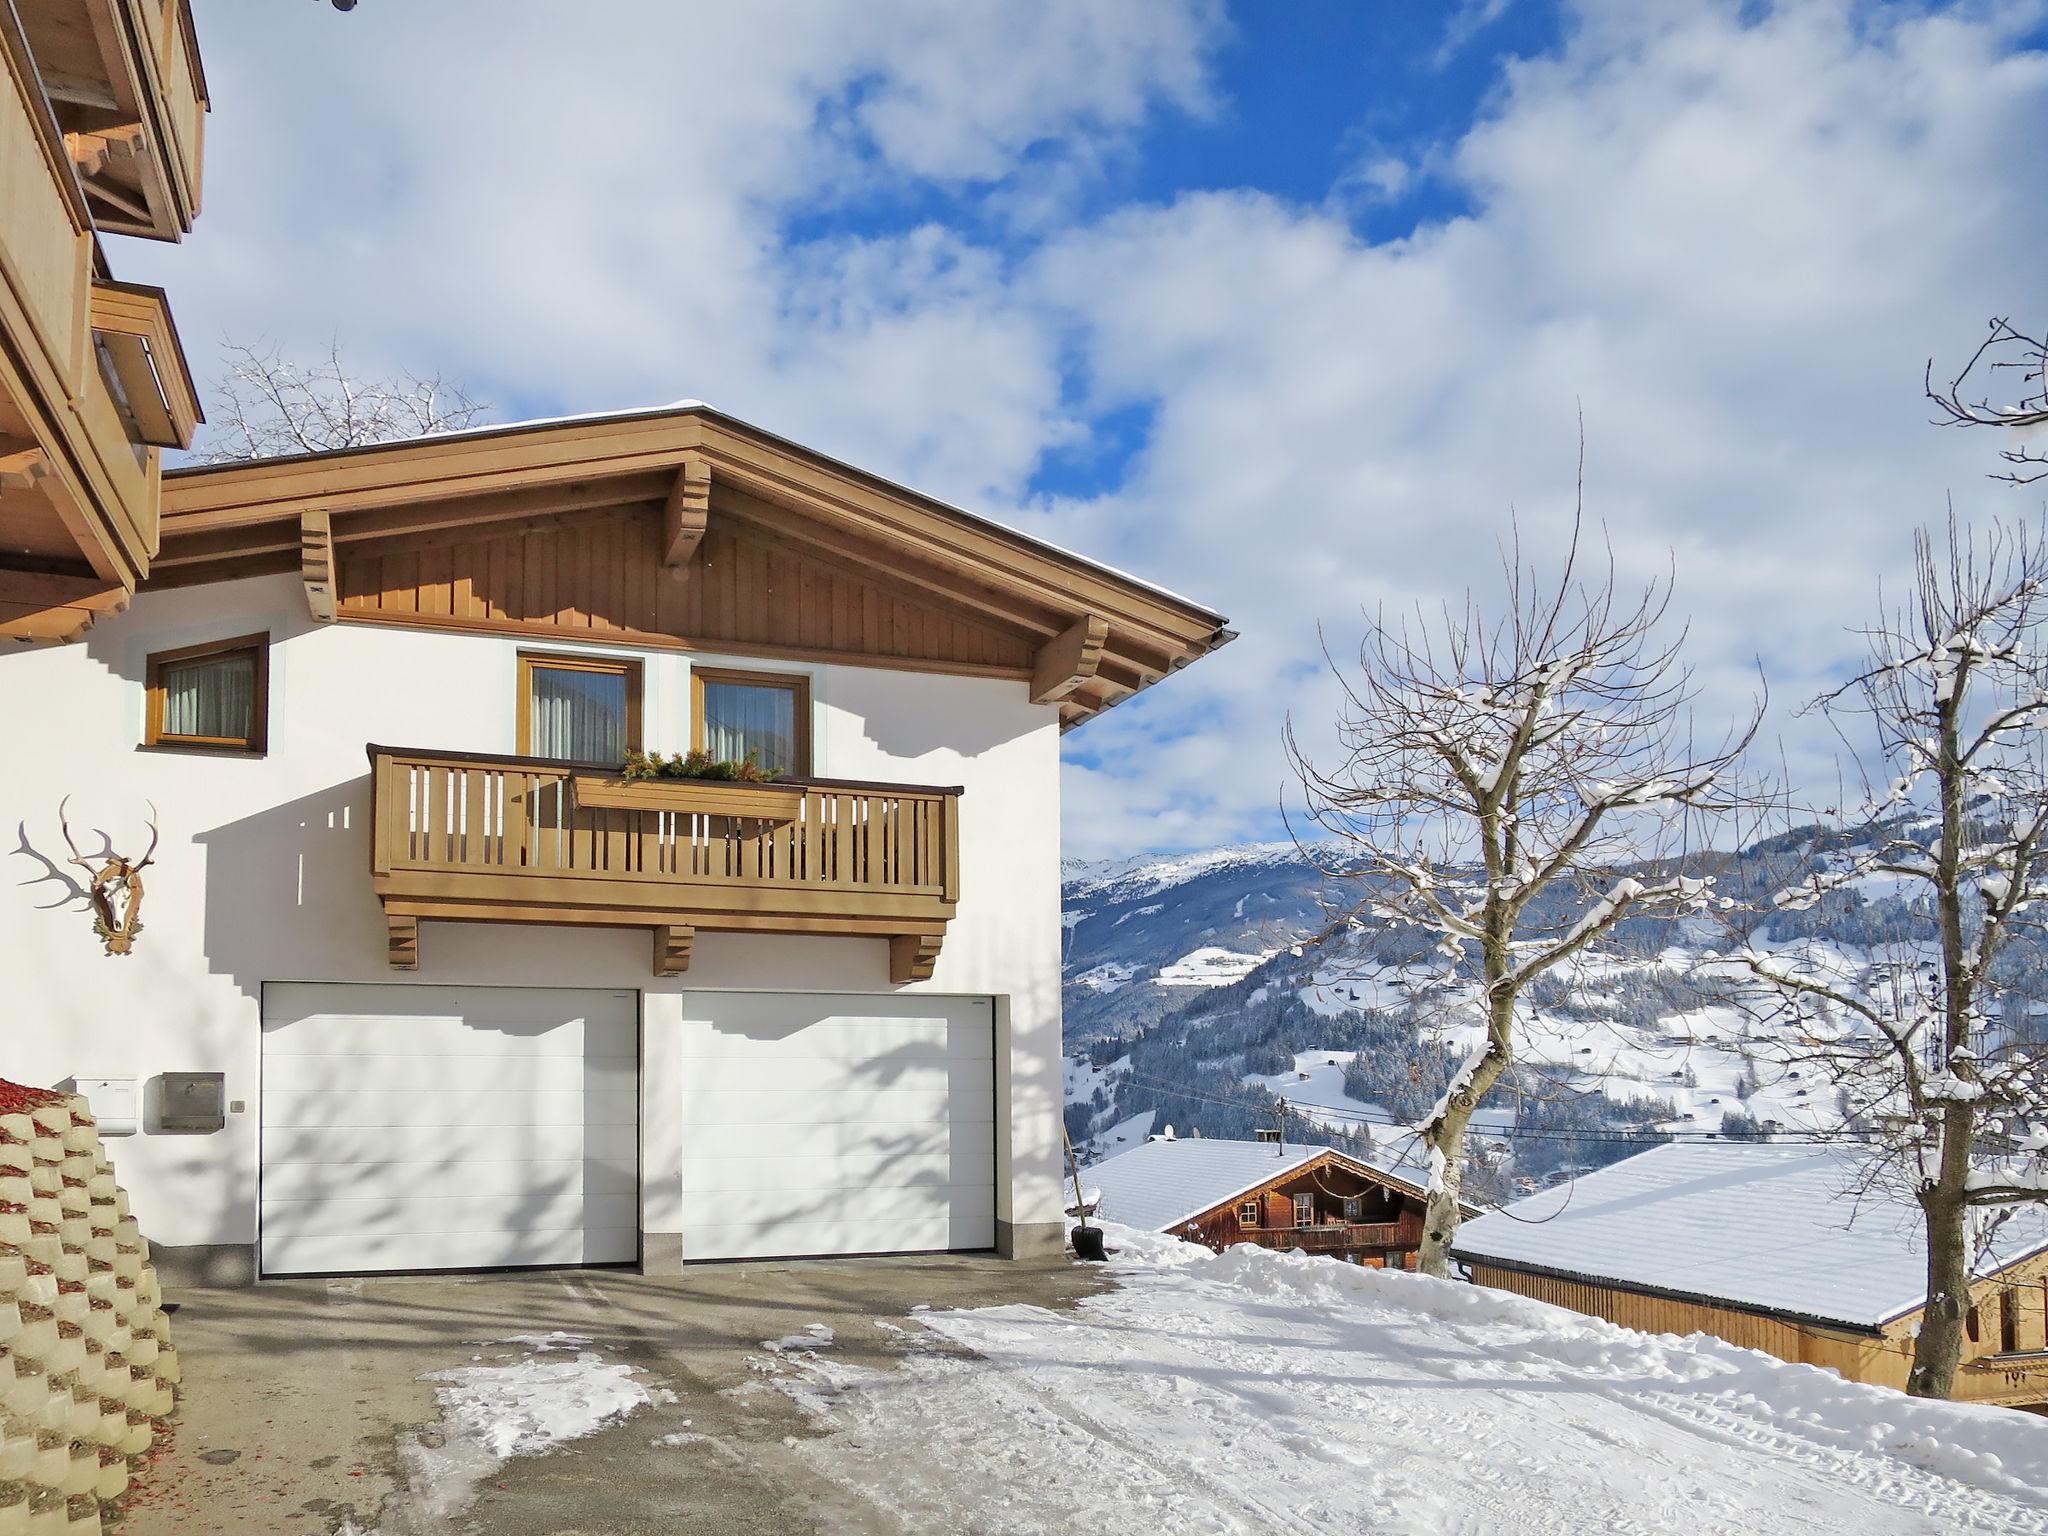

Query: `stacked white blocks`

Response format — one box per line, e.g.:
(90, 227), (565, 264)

(0, 1094), (178, 1535)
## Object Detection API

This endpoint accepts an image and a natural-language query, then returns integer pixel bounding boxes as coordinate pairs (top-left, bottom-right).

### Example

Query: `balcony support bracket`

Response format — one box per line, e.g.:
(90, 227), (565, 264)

(889, 932), (943, 984)
(387, 913), (419, 970)
(653, 923), (695, 977)
(302, 510), (336, 621)
(662, 454), (711, 568)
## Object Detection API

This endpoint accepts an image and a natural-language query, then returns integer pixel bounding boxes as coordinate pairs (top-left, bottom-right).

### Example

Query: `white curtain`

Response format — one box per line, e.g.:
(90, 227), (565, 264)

(701, 680), (795, 774)
(531, 667), (628, 763)
(163, 654), (255, 740)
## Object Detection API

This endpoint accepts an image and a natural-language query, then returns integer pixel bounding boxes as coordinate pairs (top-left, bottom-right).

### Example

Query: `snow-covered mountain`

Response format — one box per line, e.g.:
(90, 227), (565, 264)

(1059, 825), (2048, 1186)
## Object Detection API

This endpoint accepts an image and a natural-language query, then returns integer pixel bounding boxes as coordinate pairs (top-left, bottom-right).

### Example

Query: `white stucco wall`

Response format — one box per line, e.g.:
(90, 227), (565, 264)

(0, 573), (1066, 1260)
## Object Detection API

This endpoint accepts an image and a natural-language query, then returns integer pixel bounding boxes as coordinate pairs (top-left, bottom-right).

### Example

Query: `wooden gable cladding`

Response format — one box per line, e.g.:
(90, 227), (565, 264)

(335, 505), (1040, 675)
(155, 402), (1233, 723)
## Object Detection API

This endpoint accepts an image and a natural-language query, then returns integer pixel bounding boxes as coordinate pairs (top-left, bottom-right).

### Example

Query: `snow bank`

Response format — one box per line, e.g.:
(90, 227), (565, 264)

(770, 1225), (2048, 1535)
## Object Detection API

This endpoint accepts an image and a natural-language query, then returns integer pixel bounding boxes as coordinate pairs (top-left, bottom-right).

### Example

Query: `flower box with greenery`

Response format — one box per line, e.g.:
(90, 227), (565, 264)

(573, 749), (803, 820)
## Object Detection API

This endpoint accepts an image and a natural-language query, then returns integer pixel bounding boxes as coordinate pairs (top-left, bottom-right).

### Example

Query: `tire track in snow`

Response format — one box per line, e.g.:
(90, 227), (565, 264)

(770, 1236), (2048, 1536)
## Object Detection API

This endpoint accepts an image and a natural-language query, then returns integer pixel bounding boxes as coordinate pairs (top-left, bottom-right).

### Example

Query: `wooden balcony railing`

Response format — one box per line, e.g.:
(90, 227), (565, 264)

(1251, 1223), (1409, 1252)
(367, 745), (960, 979)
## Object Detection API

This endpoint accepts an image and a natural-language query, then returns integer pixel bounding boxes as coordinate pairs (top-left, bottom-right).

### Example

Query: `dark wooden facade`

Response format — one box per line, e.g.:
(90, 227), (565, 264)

(1177, 1151), (1428, 1269)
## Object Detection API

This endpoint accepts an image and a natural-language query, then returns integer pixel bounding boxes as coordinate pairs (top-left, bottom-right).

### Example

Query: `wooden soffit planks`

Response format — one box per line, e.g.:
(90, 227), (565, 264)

(154, 403), (1234, 724)
(335, 504), (1042, 676)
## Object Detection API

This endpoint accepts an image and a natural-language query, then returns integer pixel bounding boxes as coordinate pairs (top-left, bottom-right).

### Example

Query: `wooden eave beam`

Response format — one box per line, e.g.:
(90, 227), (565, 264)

(1031, 614), (1109, 705)
(300, 509), (335, 622)
(152, 476), (671, 573)
(661, 454), (710, 568)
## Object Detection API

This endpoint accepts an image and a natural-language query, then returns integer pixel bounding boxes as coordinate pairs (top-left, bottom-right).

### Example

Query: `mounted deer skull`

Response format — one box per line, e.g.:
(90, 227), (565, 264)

(58, 797), (159, 956)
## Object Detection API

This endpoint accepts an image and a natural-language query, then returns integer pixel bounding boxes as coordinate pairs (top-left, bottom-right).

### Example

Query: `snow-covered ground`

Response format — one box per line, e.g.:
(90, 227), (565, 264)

(1155, 945), (1274, 987)
(770, 1229), (2048, 1535)
(1245, 1050), (1513, 1155)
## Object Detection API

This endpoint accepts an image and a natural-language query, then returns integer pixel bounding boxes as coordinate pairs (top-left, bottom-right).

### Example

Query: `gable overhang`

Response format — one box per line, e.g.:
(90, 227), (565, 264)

(152, 403), (1233, 730)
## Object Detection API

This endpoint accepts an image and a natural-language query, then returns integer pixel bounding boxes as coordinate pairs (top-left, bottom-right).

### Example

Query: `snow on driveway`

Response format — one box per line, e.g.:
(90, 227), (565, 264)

(770, 1230), (2048, 1535)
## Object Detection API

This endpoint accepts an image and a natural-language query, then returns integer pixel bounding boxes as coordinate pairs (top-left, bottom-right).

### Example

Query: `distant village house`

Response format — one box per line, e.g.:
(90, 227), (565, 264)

(1087, 1133), (1466, 1269)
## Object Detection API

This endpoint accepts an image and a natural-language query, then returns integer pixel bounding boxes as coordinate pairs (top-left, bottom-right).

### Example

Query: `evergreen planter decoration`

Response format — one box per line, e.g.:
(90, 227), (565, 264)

(572, 774), (804, 822)
(575, 748), (800, 820)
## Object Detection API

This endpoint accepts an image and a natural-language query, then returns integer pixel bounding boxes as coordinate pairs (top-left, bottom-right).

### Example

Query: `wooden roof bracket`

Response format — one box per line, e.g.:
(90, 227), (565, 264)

(662, 453), (711, 568)
(301, 509), (336, 622)
(1031, 613), (1109, 705)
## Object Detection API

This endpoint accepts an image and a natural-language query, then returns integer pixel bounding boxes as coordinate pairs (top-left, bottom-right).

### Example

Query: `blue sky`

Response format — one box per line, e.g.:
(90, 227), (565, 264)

(124, 1), (2048, 856)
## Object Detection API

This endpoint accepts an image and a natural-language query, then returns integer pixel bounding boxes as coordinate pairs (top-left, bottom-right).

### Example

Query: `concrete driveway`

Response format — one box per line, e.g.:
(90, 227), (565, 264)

(124, 1254), (1107, 1536)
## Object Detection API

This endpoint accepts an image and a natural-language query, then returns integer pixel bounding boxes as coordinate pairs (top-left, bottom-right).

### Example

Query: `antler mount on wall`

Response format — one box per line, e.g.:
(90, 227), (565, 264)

(58, 797), (159, 956)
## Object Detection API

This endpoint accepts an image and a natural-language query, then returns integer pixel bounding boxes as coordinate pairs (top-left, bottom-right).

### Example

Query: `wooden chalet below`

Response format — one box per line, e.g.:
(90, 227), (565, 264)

(367, 745), (960, 979)
(1181, 1150), (1429, 1269)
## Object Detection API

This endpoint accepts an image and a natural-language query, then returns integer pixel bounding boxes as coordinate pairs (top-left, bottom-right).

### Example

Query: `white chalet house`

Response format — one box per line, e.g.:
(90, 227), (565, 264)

(2, 403), (1230, 1282)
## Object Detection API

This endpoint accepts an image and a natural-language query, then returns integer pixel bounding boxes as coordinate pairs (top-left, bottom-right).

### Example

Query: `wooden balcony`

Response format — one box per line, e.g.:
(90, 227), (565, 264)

(1, 5), (203, 643)
(367, 746), (961, 979)
(1250, 1223), (1410, 1253)
(18, 0), (208, 241)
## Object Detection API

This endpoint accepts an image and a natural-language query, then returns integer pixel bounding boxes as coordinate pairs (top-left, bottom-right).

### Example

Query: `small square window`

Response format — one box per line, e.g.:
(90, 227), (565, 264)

(146, 635), (268, 753)
(694, 667), (810, 777)
(1343, 1195), (1363, 1222)
(1237, 1201), (1259, 1227)
(519, 652), (642, 763)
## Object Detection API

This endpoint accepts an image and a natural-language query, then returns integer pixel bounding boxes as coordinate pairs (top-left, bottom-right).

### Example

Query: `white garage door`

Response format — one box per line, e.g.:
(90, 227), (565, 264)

(261, 983), (639, 1276)
(677, 992), (995, 1260)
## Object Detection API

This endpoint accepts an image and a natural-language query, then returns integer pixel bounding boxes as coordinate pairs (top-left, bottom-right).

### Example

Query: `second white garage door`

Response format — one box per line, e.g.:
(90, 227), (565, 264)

(261, 983), (639, 1276)
(676, 992), (996, 1260)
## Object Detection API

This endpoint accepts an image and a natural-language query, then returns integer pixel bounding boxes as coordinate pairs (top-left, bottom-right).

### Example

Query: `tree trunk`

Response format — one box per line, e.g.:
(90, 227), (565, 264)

(1415, 996), (1513, 1278)
(1417, 1102), (1475, 1279)
(1907, 1184), (1971, 1398)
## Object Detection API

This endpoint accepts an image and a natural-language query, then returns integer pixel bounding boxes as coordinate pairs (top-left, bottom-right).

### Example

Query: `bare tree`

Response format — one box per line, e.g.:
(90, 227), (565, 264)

(1286, 505), (1760, 1276)
(194, 339), (489, 463)
(1733, 516), (2048, 1398)
(1928, 319), (2048, 486)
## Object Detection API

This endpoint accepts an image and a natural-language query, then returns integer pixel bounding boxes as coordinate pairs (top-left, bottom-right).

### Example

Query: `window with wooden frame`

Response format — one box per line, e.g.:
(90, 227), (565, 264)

(145, 634), (268, 753)
(1292, 1193), (1314, 1228)
(518, 652), (642, 764)
(692, 667), (810, 777)
(1237, 1201), (1259, 1227)
(1342, 1195), (1363, 1222)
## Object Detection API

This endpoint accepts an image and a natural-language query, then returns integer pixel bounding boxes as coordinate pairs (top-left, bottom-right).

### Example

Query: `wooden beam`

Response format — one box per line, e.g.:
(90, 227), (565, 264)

(386, 914), (419, 970)
(0, 445), (51, 492)
(661, 455), (710, 568)
(652, 923), (694, 977)
(300, 510), (336, 622)
(0, 569), (129, 612)
(889, 932), (944, 984)
(154, 476), (671, 570)
(1031, 615), (1109, 704)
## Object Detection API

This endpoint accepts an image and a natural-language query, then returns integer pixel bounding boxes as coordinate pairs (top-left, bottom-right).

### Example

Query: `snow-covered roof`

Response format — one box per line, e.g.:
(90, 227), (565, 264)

(1088, 1137), (1431, 1233)
(1451, 1142), (2048, 1331)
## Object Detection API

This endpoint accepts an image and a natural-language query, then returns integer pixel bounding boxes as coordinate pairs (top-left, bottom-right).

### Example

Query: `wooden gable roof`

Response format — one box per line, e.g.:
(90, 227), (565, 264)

(150, 403), (1232, 728)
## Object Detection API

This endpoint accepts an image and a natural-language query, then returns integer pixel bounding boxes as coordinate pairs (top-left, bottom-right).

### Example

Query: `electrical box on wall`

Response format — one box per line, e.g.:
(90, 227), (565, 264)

(159, 1072), (225, 1133)
(74, 1077), (139, 1136)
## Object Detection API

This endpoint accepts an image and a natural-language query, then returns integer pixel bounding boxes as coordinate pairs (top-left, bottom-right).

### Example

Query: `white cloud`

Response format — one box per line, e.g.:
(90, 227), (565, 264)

(122, 0), (1221, 505)
(1028, 1), (2048, 855)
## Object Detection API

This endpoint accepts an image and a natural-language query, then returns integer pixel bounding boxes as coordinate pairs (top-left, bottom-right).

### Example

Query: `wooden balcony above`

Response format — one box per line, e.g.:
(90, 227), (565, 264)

(1, 9), (203, 646)
(90, 280), (201, 448)
(367, 745), (962, 980)
(18, 0), (207, 241)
